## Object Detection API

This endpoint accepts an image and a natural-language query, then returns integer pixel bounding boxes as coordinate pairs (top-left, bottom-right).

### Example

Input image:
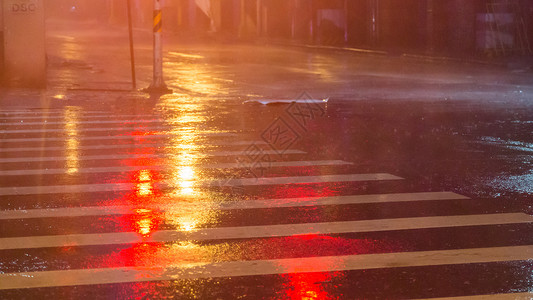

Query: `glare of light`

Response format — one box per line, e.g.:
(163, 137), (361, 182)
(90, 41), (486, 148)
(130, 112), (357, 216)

(137, 217), (152, 236)
(175, 165), (195, 195)
(178, 181), (194, 196)
(53, 94), (66, 100)
(164, 62), (229, 96)
(155, 98), (224, 235)
(63, 107), (80, 174)
(178, 166), (195, 180)
(170, 241), (199, 250)
(136, 182), (153, 197)
(180, 219), (198, 232)
(135, 170), (154, 197)
(164, 128), (203, 197)
(167, 52), (205, 59)
(138, 169), (152, 182)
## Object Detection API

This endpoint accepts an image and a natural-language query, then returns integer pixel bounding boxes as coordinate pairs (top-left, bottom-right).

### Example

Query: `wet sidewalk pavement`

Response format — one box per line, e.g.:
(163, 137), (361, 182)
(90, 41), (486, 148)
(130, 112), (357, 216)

(0, 20), (533, 299)
(3, 19), (533, 109)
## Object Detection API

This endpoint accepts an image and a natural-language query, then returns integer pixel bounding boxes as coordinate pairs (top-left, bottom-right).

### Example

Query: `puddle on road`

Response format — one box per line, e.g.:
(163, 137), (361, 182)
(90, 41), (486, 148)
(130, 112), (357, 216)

(487, 173), (533, 194)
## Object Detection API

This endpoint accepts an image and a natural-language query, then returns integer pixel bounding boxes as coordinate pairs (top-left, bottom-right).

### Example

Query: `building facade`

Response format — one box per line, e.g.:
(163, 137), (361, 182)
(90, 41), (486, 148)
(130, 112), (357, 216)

(157, 0), (532, 57)
(44, 0), (532, 57)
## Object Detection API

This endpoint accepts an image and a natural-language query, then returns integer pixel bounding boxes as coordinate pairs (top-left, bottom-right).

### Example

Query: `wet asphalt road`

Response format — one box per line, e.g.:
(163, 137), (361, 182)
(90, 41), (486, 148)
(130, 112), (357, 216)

(0, 20), (533, 299)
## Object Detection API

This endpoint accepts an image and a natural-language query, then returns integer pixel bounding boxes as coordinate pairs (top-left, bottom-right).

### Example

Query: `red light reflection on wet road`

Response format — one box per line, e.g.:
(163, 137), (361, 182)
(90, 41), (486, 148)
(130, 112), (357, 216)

(115, 133), (164, 237)
(276, 236), (348, 300)
(282, 271), (340, 300)
(272, 184), (339, 200)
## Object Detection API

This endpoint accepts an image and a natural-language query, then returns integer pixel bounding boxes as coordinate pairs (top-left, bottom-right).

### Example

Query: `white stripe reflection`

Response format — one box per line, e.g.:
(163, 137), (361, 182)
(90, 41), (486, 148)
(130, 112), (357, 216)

(0, 192), (467, 220)
(1, 245), (532, 290)
(0, 213), (530, 250)
(0, 126), (174, 134)
(0, 140), (268, 153)
(0, 160), (348, 176)
(417, 292), (533, 300)
(0, 131), (236, 142)
(0, 173), (400, 196)
(212, 173), (402, 186)
(0, 149), (306, 164)
(0, 119), (161, 126)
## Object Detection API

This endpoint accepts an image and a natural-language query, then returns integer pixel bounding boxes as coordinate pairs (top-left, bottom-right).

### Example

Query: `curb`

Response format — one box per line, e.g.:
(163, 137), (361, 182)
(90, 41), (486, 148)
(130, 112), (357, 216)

(269, 41), (506, 67)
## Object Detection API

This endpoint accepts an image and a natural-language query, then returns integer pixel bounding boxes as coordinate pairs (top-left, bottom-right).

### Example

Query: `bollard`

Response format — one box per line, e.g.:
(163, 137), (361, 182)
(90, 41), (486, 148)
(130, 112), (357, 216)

(144, 0), (171, 94)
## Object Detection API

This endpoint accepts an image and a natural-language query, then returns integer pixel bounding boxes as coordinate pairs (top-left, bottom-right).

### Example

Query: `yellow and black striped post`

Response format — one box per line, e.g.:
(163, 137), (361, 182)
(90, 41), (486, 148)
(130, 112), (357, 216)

(145, 0), (171, 94)
(153, 8), (162, 34)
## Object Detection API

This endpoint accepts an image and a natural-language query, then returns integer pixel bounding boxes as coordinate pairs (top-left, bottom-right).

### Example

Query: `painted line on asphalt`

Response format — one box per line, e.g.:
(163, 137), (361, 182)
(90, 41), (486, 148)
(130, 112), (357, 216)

(0, 173), (401, 195)
(0, 140), (268, 153)
(0, 192), (467, 220)
(0, 119), (162, 126)
(0, 173), (397, 196)
(1, 244), (532, 290)
(0, 113), (153, 119)
(0, 111), (107, 116)
(1, 213), (530, 250)
(0, 149), (306, 164)
(0, 125), (180, 134)
(0, 159), (346, 176)
(210, 173), (402, 187)
(0, 132), (236, 143)
(417, 292), (533, 300)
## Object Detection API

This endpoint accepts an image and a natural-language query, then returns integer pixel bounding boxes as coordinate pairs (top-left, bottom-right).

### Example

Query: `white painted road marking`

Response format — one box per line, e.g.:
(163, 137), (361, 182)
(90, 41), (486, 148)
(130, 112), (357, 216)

(0, 192), (467, 220)
(1, 119), (162, 126)
(1, 245), (532, 290)
(0, 173), (401, 195)
(0, 149), (306, 164)
(0, 160), (349, 176)
(0, 131), (236, 142)
(416, 292), (533, 300)
(0, 126), (177, 134)
(0, 140), (268, 152)
(0, 213), (530, 250)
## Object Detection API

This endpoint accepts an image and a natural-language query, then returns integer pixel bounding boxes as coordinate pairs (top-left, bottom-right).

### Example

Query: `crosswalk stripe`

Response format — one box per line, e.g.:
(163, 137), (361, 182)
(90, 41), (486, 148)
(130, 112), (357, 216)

(0, 132), (236, 142)
(211, 173), (402, 186)
(0, 173), (401, 195)
(0, 112), (151, 119)
(1, 245), (532, 290)
(0, 126), (184, 134)
(0, 149), (306, 164)
(0, 111), (108, 117)
(0, 160), (349, 176)
(0, 119), (161, 126)
(0, 192), (468, 220)
(417, 292), (533, 300)
(0, 140), (268, 152)
(1, 110), (105, 113)
(1, 213), (530, 250)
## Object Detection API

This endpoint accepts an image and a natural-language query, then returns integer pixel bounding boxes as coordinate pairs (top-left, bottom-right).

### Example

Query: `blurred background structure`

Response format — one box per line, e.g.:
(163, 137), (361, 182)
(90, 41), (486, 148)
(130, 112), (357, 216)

(1, 0), (533, 86)
(44, 0), (533, 56)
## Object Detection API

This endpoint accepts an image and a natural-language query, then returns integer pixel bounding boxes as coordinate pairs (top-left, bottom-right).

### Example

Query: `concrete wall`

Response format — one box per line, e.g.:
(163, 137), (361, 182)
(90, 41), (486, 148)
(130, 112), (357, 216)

(2, 0), (46, 87)
(1, 3), (4, 78)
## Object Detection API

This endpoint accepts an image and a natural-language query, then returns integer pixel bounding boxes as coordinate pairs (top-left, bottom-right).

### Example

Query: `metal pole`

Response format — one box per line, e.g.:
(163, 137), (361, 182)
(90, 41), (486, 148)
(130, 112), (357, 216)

(344, 0), (349, 44)
(371, 0), (378, 46)
(257, 0), (262, 36)
(427, 0), (435, 52)
(291, 0), (296, 39)
(145, 0), (171, 94)
(239, 0), (245, 38)
(127, 0), (136, 89)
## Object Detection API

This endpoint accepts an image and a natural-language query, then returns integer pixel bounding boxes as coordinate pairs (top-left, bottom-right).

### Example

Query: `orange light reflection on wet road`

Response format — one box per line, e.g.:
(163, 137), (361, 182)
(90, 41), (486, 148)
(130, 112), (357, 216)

(63, 107), (80, 174)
